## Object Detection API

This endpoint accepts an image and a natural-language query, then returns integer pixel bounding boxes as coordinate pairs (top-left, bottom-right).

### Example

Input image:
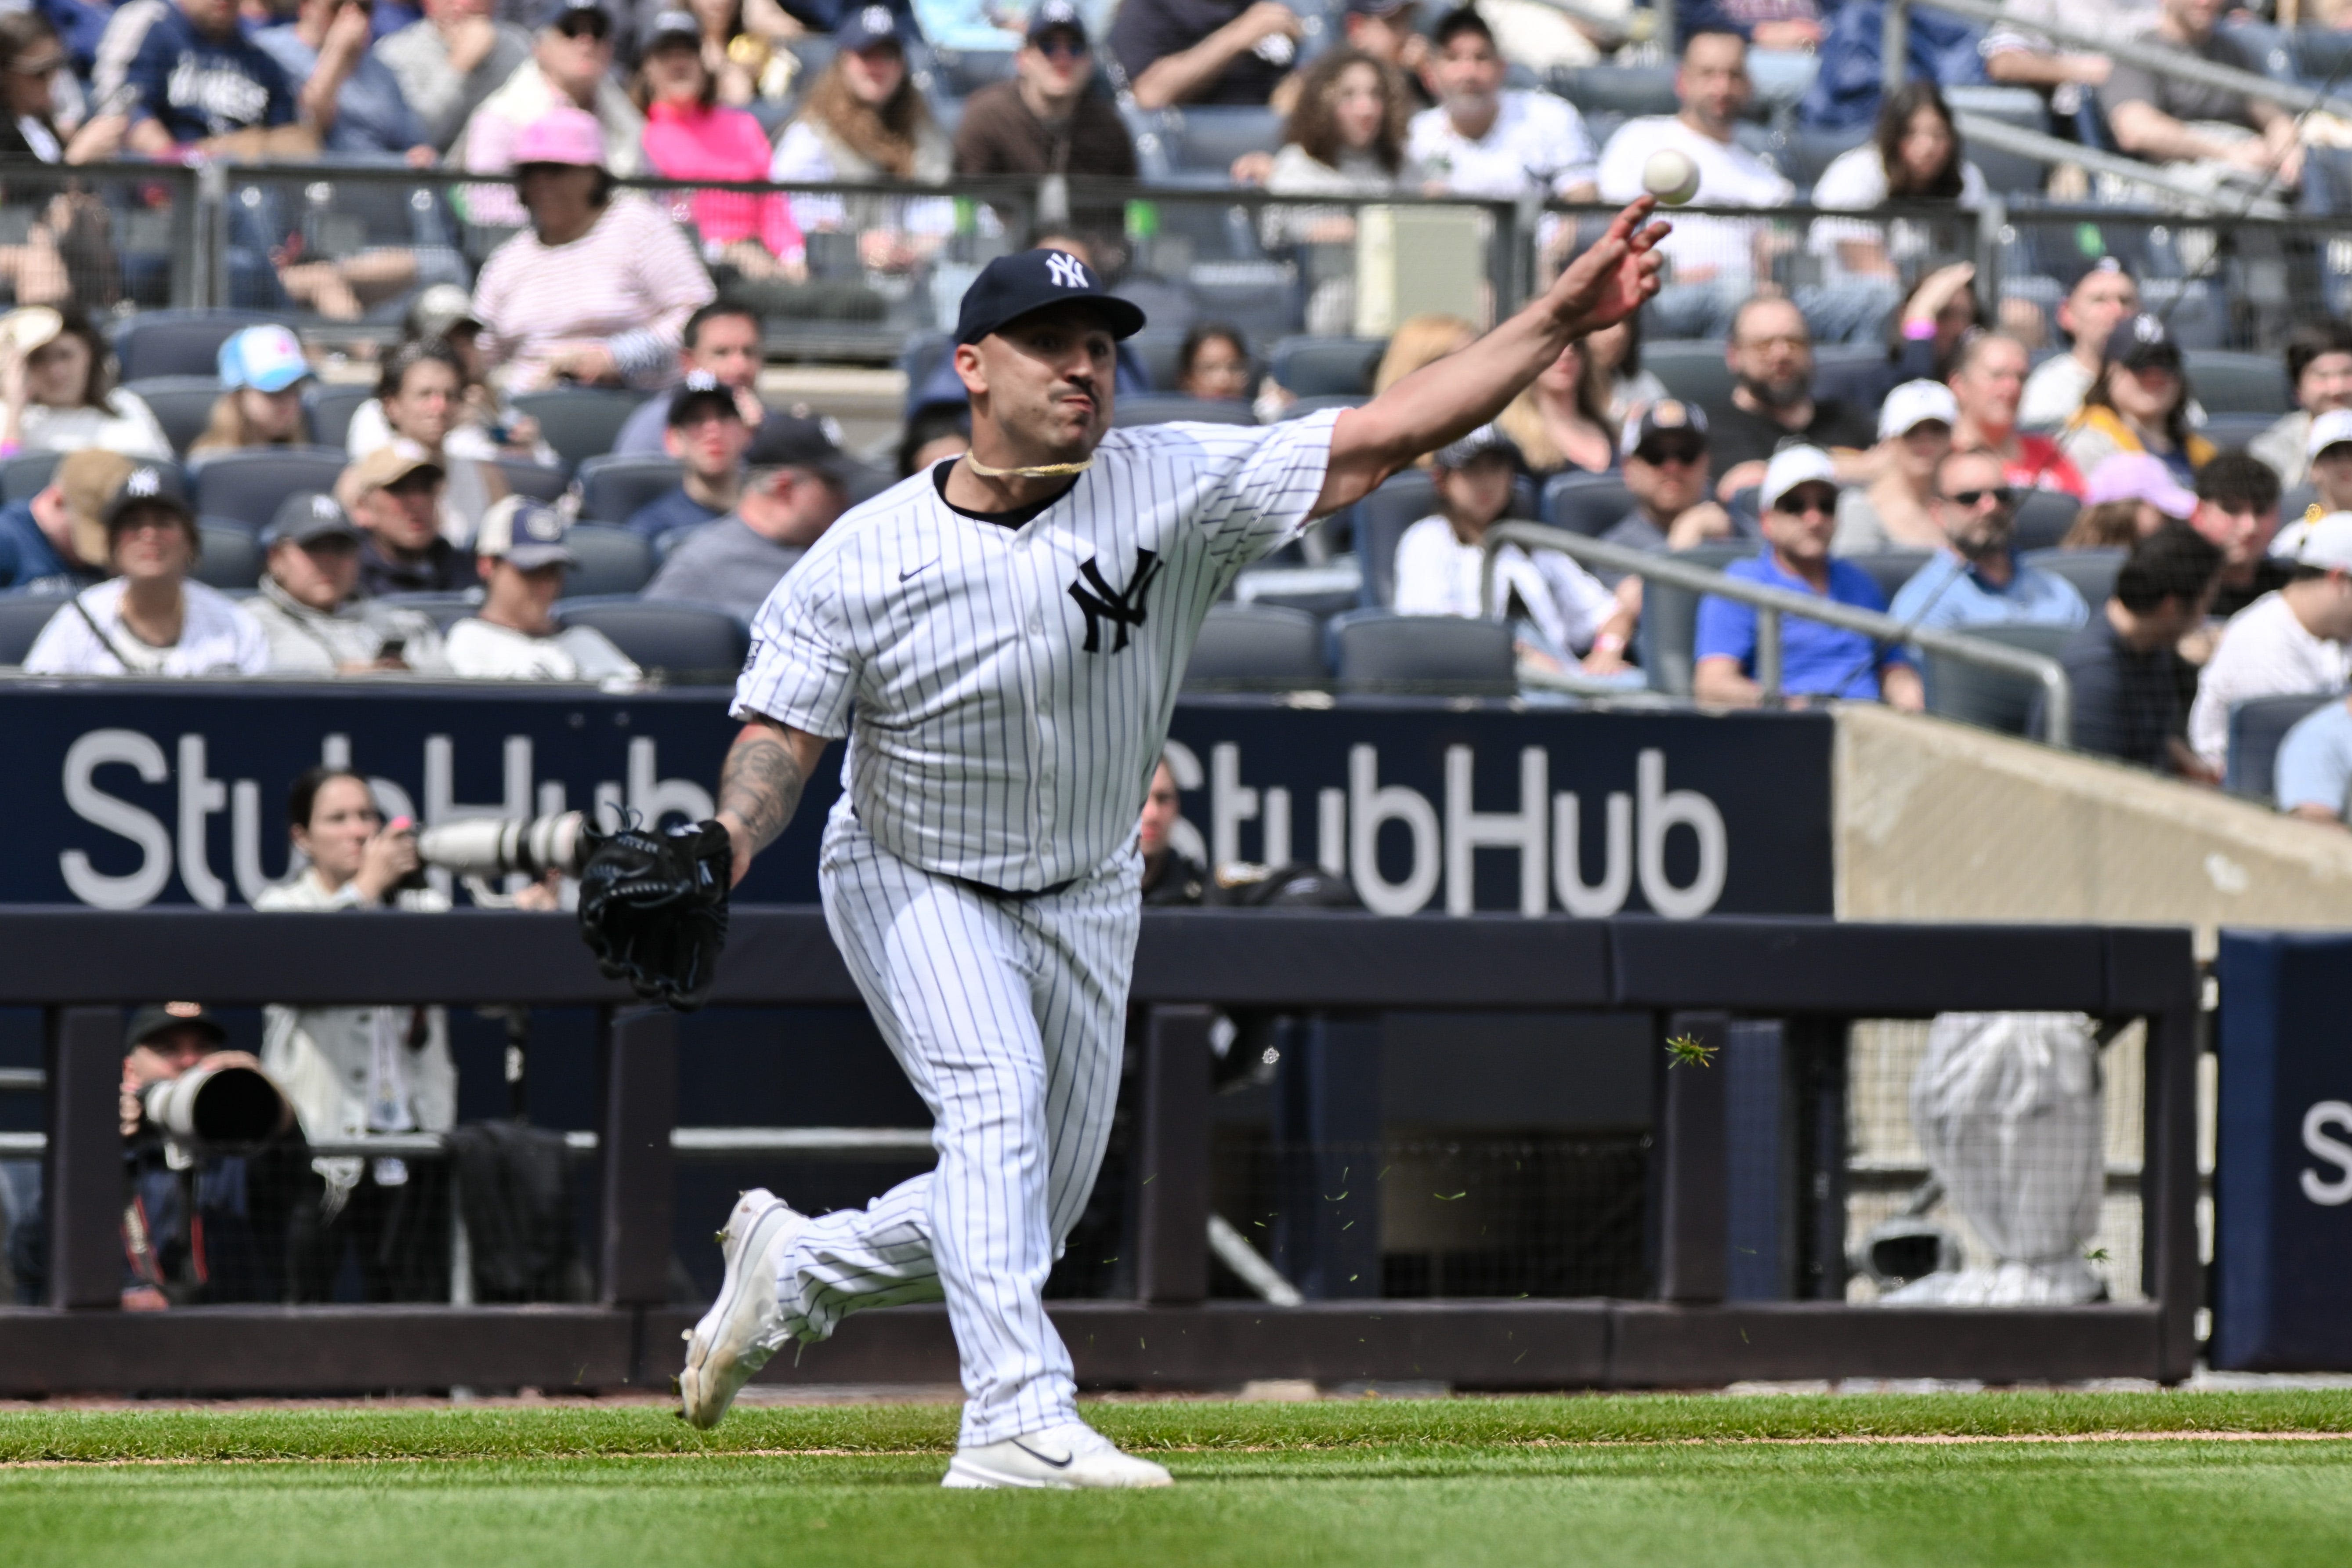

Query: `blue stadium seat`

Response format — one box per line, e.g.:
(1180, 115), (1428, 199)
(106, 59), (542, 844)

(1353, 470), (1435, 607)
(2023, 547), (2124, 610)
(1111, 395), (1258, 428)
(554, 597), (748, 683)
(1550, 64), (1677, 117)
(1269, 336), (1386, 398)
(577, 455), (685, 525)
(1921, 622), (2077, 738)
(1636, 541), (1754, 698)
(124, 376), (225, 457)
(0, 594), (62, 664)
(1127, 330), (1187, 391)
(192, 448), (351, 530)
(0, 450), (61, 503)
(110, 309), (297, 383)
(1542, 473), (1634, 538)
(2012, 488), (2080, 552)
(1184, 603), (1327, 687)
(2185, 351), (2291, 415)
(2226, 693), (2338, 799)
(1846, 549), (1932, 605)
(1328, 609), (1516, 693)
(1643, 340), (1736, 413)
(304, 382), (374, 450)
(492, 459), (570, 503)
(1165, 106), (1285, 175)
(374, 590), (481, 630)
(2198, 411), (2280, 451)
(510, 387), (644, 474)
(561, 523), (655, 598)
(1789, 125), (1872, 191)
(193, 520), (265, 592)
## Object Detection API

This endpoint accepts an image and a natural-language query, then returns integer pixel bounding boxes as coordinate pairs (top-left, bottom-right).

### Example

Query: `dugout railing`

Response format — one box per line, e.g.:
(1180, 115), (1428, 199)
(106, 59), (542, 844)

(0, 908), (2197, 1394)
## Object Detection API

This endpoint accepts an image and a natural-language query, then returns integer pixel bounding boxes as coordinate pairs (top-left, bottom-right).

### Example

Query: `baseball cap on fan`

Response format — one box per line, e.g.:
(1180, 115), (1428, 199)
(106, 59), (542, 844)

(102, 462), (194, 530)
(476, 496), (576, 569)
(954, 248), (1147, 346)
(668, 370), (742, 427)
(217, 325), (311, 393)
(646, 7), (699, 45)
(124, 1001), (225, 1053)
(2294, 512), (2352, 572)
(2308, 408), (2352, 461)
(836, 4), (903, 51)
(1431, 423), (1519, 471)
(1878, 379), (1958, 440)
(264, 491), (361, 548)
(2102, 312), (2182, 373)
(1026, 0), (1087, 42)
(1621, 398), (1707, 460)
(1760, 444), (1840, 513)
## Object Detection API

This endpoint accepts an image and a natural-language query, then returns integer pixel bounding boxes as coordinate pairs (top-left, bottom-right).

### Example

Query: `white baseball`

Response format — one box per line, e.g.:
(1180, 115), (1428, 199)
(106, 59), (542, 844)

(1642, 148), (1700, 206)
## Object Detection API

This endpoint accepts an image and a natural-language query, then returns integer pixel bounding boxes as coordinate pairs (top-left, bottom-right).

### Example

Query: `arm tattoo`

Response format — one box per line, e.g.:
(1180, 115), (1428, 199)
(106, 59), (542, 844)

(717, 731), (806, 856)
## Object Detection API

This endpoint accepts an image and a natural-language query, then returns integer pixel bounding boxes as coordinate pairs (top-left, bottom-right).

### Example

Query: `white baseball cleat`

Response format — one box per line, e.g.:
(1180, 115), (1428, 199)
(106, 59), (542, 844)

(941, 1421), (1173, 1489)
(677, 1188), (806, 1430)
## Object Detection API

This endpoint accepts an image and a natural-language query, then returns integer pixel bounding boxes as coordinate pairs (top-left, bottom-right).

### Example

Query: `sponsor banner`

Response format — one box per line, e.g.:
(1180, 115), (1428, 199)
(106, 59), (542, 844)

(0, 684), (1831, 916)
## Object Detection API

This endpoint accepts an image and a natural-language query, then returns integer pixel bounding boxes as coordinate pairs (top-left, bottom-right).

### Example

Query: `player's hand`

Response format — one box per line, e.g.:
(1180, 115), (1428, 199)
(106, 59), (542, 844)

(716, 810), (756, 888)
(1545, 198), (1668, 339)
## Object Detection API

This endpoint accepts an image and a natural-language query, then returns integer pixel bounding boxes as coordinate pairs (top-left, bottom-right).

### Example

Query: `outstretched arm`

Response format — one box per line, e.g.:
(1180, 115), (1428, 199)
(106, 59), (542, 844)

(1314, 198), (1670, 518)
(713, 717), (830, 887)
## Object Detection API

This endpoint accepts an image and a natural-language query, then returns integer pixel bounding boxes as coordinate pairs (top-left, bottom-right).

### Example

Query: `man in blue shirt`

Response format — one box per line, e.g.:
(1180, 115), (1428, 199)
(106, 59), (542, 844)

(1887, 447), (2088, 645)
(105, 0), (342, 154)
(2276, 695), (2352, 824)
(623, 372), (749, 542)
(1693, 444), (1925, 708)
(256, 0), (431, 158)
(0, 449), (130, 595)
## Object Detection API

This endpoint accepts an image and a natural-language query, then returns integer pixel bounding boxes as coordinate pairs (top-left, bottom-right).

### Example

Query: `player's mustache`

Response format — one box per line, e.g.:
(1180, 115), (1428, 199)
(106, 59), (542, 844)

(1054, 375), (1100, 404)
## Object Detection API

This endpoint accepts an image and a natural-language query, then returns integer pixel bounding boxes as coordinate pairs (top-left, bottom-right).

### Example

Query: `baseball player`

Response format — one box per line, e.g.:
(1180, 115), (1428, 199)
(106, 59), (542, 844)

(678, 199), (1670, 1485)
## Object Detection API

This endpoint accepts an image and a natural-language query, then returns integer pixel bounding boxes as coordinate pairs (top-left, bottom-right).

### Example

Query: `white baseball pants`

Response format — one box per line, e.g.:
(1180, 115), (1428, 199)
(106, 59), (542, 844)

(771, 818), (1140, 1446)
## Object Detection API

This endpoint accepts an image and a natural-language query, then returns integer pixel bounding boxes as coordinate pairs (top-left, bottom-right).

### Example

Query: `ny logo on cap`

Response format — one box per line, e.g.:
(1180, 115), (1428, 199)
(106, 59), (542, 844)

(125, 467), (162, 497)
(2132, 315), (2164, 343)
(164, 1001), (202, 1018)
(1045, 252), (1089, 290)
(1653, 399), (1687, 427)
(858, 4), (890, 29)
(524, 508), (563, 541)
(312, 495), (339, 521)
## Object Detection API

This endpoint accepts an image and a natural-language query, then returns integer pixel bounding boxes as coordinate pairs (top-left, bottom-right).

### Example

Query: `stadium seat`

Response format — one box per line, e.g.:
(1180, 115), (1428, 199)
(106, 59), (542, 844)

(1846, 549), (1932, 605)
(1270, 336), (1386, 398)
(1921, 622), (2078, 738)
(554, 598), (748, 684)
(1126, 329), (1190, 391)
(1786, 125), (1872, 190)
(2197, 411), (2279, 451)
(0, 593), (60, 663)
(0, 449), (61, 503)
(510, 387), (645, 474)
(1542, 473), (1634, 537)
(193, 520), (264, 592)
(2184, 351), (2291, 415)
(492, 459), (570, 504)
(2012, 488), (2079, 552)
(1184, 602), (1327, 687)
(123, 376), (225, 456)
(110, 309), (297, 382)
(577, 455), (685, 524)
(1110, 395), (1259, 428)
(1166, 106), (1285, 175)
(1550, 64), (1677, 117)
(1636, 540), (1753, 698)
(304, 382), (374, 450)
(1328, 609), (1516, 693)
(1277, 393), (1368, 419)
(2023, 547), (2124, 609)
(2226, 692), (2338, 798)
(1353, 471), (1437, 608)
(561, 523), (656, 598)
(374, 590), (481, 630)
(191, 448), (351, 530)
(1643, 341), (1736, 412)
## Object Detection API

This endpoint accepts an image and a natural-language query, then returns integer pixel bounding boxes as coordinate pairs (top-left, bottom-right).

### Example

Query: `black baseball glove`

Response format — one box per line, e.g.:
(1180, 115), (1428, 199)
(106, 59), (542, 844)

(575, 818), (733, 1011)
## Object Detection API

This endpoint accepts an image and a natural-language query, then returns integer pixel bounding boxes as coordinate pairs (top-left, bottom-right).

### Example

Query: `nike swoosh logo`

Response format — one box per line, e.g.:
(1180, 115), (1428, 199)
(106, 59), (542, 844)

(1012, 1440), (1073, 1469)
(899, 560), (940, 583)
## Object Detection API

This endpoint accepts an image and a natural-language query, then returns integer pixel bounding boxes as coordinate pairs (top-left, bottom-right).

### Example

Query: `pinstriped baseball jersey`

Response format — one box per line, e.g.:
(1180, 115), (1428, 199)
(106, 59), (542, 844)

(731, 409), (1342, 890)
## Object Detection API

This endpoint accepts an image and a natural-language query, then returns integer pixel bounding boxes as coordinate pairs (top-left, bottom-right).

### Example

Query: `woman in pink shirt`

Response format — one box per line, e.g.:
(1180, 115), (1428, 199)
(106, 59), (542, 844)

(470, 106), (718, 395)
(636, 9), (805, 284)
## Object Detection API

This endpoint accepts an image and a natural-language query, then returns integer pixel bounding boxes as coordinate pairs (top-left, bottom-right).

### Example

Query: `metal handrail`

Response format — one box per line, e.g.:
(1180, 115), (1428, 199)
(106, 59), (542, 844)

(1888, 0), (2352, 121)
(1477, 522), (2074, 747)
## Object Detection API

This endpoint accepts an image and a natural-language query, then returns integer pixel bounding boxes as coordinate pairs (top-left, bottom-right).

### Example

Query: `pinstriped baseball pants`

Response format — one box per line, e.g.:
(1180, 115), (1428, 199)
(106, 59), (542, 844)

(772, 817), (1140, 1447)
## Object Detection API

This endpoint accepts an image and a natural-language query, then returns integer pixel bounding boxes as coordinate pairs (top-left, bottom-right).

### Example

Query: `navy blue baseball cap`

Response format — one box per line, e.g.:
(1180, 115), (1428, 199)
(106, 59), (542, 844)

(1027, 0), (1088, 42)
(836, 3), (903, 51)
(954, 248), (1147, 347)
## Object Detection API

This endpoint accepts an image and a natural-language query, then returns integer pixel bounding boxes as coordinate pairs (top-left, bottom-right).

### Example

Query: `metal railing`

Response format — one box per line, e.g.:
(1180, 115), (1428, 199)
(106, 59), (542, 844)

(1480, 521), (2075, 746)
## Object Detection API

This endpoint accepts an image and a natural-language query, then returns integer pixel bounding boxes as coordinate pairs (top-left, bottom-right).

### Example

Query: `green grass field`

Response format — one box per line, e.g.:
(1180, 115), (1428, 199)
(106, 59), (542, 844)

(4, 1391), (2351, 1567)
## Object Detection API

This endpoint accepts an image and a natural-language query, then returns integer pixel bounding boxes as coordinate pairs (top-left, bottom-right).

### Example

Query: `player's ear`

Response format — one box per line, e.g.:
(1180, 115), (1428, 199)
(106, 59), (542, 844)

(952, 341), (988, 398)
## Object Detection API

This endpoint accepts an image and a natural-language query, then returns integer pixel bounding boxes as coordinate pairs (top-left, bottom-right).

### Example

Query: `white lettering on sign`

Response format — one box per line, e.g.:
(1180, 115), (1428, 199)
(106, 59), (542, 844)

(2301, 1100), (2352, 1206)
(60, 729), (171, 909)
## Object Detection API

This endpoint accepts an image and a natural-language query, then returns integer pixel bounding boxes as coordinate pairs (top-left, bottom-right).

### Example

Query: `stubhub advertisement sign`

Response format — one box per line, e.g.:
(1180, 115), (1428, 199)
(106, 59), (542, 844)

(0, 682), (1832, 916)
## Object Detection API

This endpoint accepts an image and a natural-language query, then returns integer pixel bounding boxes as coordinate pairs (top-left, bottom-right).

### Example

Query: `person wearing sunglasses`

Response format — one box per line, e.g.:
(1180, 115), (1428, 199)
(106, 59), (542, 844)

(952, 1), (1137, 181)
(1599, 399), (1733, 558)
(1692, 444), (1925, 710)
(1886, 447), (2088, 643)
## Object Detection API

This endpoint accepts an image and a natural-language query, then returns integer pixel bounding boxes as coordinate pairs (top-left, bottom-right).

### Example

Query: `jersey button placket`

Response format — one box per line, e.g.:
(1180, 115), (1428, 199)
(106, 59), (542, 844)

(1011, 528), (1049, 881)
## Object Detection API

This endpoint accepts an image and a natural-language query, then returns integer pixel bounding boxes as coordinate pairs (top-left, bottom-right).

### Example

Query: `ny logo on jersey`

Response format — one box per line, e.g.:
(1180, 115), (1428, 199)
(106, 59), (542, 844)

(1068, 549), (1162, 653)
(1045, 251), (1089, 290)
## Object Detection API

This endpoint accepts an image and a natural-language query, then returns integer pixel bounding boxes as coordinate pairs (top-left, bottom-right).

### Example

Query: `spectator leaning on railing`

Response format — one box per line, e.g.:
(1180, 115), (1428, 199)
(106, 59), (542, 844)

(2018, 261), (2141, 432)
(0, 12), (129, 310)
(22, 465), (271, 676)
(952, 1), (1137, 182)
(626, 370), (750, 540)
(373, 0), (536, 155)
(0, 303), (171, 461)
(1806, 83), (1985, 330)
(445, 497), (640, 681)
(0, 448), (124, 595)
(636, 7), (807, 289)
(643, 411), (862, 620)
(1693, 444), (1926, 710)
(469, 105), (716, 394)
(2039, 523), (2223, 775)
(2099, 0), (2303, 194)
(1886, 447), (2089, 637)
(1980, 0), (2157, 121)
(342, 443), (477, 596)
(248, 492), (452, 674)
(612, 300), (764, 457)
(2186, 513), (2352, 775)
(2250, 322), (2352, 492)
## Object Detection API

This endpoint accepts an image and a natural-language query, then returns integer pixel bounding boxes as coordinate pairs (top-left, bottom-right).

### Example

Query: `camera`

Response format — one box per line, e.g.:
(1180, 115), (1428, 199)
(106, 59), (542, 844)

(413, 811), (591, 881)
(140, 1062), (296, 1146)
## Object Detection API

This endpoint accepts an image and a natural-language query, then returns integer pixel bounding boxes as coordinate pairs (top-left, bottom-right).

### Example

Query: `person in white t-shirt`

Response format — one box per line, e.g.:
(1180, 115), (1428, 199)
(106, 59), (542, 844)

(22, 464), (270, 677)
(1406, 7), (1596, 203)
(2186, 512), (2352, 775)
(1392, 423), (1633, 673)
(1806, 83), (1987, 344)
(443, 496), (641, 683)
(1596, 29), (1792, 341)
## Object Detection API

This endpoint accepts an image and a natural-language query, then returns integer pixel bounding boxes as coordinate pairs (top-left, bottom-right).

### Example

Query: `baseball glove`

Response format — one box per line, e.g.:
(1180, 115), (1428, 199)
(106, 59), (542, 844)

(575, 818), (733, 1011)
